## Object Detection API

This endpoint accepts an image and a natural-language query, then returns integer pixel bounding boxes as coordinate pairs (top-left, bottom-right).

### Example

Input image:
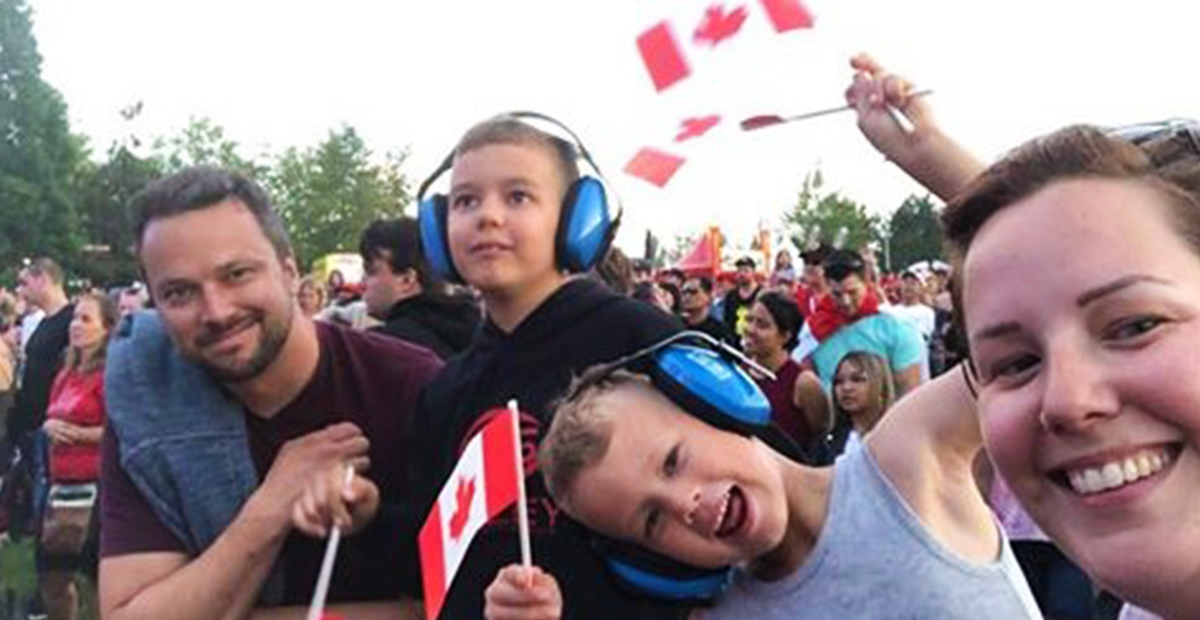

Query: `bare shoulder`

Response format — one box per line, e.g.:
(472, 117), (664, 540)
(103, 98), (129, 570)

(866, 367), (999, 562)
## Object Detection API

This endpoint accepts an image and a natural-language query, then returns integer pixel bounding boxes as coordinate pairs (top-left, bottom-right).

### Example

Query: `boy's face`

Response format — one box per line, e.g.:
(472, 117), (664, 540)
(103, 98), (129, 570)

(566, 381), (789, 569)
(447, 142), (565, 297)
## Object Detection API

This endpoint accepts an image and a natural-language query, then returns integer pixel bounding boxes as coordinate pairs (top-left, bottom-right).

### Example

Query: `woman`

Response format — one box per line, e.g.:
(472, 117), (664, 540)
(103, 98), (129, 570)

(741, 291), (829, 460)
(944, 120), (1200, 619)
(831, 351), (895, 454)
(297, 274), (326, 317)
(40, 291), (117, 620)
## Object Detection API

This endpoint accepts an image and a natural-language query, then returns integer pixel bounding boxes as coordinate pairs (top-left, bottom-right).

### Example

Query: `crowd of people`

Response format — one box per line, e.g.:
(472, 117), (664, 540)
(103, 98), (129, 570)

(0, 52), (1190, 620)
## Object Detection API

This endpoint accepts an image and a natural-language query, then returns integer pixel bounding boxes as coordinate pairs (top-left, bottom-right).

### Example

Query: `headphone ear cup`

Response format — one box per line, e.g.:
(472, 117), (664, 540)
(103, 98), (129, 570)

(418, 195), (463, 284)
(592, 535), (732, 604)
(649, 346), (773, 431)
(557, 176), (613, 273)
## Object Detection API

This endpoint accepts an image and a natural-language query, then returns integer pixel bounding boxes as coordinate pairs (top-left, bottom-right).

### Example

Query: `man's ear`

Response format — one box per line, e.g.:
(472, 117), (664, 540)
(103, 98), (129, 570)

(281, 254), (301, 294)
(398, 268), (422, 295)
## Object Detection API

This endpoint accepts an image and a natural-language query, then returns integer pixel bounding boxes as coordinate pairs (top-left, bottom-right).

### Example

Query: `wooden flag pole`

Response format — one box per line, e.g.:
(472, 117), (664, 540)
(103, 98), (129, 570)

(508, 399), (533, 568)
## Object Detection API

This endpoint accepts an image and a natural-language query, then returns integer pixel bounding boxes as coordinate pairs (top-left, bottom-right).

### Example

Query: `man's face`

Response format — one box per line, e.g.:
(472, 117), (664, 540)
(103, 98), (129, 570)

(680, 279), (710, 314)
(735, 265), (754, 287)
(802, 263), (825, 289)
(829, 273), (868, 317)
(900, 275), (922, 303)
(362, 251), (417, 320)
(16, 269), (44, 310)
(117, 290), (146, 317)
(446, 143), (565, 297)
(140, 199), (298, 383)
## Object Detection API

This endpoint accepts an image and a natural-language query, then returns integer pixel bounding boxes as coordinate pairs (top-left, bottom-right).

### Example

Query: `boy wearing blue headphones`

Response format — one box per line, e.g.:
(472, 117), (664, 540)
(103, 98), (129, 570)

(494, 356), (1040, 619)
(395, 112), (687, 620)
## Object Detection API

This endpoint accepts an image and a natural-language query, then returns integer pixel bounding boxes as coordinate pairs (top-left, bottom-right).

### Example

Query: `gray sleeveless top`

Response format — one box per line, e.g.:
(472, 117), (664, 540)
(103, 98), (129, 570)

(696, 446), (1042, 619)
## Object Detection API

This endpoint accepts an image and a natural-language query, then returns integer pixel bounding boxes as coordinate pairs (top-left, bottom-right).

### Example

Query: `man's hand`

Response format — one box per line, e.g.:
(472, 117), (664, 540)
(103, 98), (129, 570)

(485, 565), (563, 620)
(292, 464), (380, 538)
(248, 422), (370, 533)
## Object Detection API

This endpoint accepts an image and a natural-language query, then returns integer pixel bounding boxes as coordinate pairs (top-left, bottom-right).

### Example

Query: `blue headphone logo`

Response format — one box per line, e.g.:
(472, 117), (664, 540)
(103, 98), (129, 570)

(416, 112), (619, 284)
(574, 331), (803, 605)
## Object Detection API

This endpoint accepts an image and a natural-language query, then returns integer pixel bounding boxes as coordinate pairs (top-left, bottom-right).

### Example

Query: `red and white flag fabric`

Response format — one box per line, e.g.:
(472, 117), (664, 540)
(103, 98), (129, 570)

(419, 408), (521, 620)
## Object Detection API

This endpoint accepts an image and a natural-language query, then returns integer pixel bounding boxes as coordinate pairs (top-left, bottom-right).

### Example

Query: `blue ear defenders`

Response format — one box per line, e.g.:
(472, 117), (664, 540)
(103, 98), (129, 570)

(416, 111), (620, 284)
(572, 331), (807, 605)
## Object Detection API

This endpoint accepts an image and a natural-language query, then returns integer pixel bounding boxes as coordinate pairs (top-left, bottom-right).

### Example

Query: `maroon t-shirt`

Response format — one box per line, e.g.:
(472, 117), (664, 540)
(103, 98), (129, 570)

(754, 358), (816, 449)
(99, 321), (442, 604)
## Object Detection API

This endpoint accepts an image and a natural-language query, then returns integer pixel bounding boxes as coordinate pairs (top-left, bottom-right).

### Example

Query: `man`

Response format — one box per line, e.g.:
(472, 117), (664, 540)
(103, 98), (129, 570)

(8, 258), (72, 444)
(795, 244), (831, 318)
(804, 250), (923, 395)
(678, 276), (736, 346)
(99, 167), (442, 620)
(360, 217), (480, 359)
(885, 270), (937, 379)
(116, 283), (150, 317)
(720, 256), (761, 340)
(631, 259), (654, 285)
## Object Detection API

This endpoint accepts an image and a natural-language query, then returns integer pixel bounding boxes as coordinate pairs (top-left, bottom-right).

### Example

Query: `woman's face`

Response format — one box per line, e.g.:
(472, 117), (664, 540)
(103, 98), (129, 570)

(742, 302), (787, 360)
(833, 359), (870, 415)
(963, 177), (1200, 610)
(69, 298), (108, 353)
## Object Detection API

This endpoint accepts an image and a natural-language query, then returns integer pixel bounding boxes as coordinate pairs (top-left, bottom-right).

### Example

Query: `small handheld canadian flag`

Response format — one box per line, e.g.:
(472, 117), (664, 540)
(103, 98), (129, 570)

(418, 401), (527, 620)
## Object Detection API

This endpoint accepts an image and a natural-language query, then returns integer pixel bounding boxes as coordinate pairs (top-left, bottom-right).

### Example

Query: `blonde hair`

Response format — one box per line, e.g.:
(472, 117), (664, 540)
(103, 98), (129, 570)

(833, 351), (895, 434)
(539, 368), (647, 504)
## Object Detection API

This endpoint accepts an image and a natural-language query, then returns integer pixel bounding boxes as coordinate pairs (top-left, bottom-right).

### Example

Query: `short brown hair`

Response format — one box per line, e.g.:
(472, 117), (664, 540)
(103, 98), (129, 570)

(454, 115), (581, 190)
(943, 124), (1200, 339)
(539, 368), (647, 505)
(24, 257), (65, 287)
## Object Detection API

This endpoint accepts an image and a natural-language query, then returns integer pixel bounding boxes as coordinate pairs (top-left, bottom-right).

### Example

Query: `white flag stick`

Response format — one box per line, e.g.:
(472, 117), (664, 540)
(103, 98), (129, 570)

(508, 399), (532, 568)
(305, 465), (356, 620)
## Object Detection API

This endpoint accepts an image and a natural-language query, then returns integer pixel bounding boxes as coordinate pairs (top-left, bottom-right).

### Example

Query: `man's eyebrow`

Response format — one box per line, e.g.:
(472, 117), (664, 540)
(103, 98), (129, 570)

(1077, 274), (1172, 308)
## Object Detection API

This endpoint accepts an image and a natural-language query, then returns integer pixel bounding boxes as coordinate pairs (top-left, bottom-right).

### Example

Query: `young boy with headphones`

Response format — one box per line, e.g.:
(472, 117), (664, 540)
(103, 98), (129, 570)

(488, 336), (1041, 619)
(407, 112), (686, 620)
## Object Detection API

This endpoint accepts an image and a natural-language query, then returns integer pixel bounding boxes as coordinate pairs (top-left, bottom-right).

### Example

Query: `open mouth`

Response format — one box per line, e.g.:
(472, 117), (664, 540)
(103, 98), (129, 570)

(1052, 444), (1180, 496)
(714, 486), (748, 538)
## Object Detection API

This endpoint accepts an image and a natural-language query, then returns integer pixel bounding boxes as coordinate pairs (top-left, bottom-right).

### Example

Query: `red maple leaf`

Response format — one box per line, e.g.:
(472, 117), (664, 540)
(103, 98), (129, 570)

(693, 4), (748, 47)
(448, 475), (476, 541)
(675, 115), (722, 142)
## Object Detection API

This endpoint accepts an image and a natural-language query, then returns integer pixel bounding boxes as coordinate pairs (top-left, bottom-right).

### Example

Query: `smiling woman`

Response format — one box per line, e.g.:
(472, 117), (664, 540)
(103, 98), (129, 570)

(944, 120), (1200, 620)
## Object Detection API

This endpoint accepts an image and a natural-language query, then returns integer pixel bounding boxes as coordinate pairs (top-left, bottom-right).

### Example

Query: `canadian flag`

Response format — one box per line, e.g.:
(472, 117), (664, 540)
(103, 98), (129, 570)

(418, 408), (521, 620)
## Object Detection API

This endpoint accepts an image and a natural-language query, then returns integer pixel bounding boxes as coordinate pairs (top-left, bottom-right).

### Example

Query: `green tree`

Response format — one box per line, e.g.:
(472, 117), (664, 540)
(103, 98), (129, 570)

(73, 143), (163, 286)
(268, 126), (411, 270)
(783, 170), (879, 253)
(886, 194), (944, 271)
(0, 0), (86, 281)
(152, 117), (262, 175)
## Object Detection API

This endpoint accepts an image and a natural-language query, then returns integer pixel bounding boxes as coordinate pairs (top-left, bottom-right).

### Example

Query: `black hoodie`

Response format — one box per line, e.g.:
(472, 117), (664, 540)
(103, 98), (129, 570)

(400, 279), (685, 620)
(370, 292), (480, 360)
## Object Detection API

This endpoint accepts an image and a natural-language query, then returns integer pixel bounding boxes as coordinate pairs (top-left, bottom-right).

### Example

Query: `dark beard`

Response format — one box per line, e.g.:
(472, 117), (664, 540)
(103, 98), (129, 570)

(194, 307), (295, 383)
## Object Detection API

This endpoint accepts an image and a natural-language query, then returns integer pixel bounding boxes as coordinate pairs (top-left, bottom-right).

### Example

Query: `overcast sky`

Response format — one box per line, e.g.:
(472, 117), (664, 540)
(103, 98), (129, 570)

(28, 0), (1200, 258)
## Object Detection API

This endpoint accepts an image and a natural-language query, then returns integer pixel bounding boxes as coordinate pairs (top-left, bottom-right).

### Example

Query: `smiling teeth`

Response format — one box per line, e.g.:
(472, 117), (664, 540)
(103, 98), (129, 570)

(713, 490), (731, 535)
(1066, 449), (1171, 495)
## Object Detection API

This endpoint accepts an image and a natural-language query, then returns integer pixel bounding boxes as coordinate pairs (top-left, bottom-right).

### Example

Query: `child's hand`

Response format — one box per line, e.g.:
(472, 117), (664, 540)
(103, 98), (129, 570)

(291, 463), (379, 537)
(484, 564), (563, 620)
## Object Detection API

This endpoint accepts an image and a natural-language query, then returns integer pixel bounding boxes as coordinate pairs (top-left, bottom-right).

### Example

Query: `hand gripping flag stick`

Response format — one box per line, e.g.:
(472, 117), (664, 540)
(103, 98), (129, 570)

(305, 465), (356, 620)
(740, 89), (932, 131)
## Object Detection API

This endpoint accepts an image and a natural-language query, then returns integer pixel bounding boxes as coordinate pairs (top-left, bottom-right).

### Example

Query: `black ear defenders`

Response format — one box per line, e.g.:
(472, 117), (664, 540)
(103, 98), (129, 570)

(572, 331), (806, 605)
(416, 111), (621, 284)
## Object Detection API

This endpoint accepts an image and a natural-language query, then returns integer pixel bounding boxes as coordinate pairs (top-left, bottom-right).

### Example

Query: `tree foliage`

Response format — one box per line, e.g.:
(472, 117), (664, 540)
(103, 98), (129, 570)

(0, 0), (85, 281)
(886, 194), (944, 271)
(73, 144), (163, 285)
(783, 170), (880, 254)
(268, 126), (411, 270)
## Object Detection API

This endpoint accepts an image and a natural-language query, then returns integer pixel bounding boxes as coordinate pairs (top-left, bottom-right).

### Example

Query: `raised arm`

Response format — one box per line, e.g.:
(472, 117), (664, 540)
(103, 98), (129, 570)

(847, 54), (986, 201)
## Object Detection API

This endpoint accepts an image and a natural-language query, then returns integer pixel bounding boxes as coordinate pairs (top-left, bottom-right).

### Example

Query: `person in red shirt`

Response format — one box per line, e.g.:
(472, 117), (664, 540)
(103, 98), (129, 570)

(40, 290), (118, 620)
